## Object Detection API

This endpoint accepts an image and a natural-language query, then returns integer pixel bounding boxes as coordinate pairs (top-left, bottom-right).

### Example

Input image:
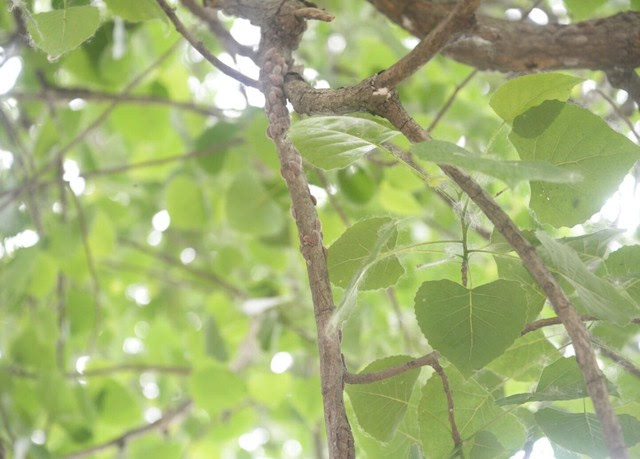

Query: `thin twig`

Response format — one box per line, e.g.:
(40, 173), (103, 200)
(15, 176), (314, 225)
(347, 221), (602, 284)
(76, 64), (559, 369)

(179, 0), (258, 59)
(62, 400), (193, 459)
(344, 352), (439, 384)
(590, 89), (640, 142)
(427, 69), (478, 133)
(121, 238), (246, 299)
(598, 345), (640, 380)
(5, 87), (224, 117)
(155, 0), (259, 87)
(522, 316), (640, 335)
(386, 288), (413, 353)
(433, 360), (463, 456)
(0, 142), (238, 200)
(314, 168), (351, 226)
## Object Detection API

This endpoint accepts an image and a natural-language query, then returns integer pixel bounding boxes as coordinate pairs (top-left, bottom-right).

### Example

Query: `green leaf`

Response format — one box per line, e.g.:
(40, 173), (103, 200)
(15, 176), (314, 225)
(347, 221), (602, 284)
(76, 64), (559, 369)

(289, 116), (399, 170)
(488, 331), (561, 382)
(419, 365), (525, 458)
(535, 408), (640, 456)
(88, 212), (116, 259)
(412, 140), (581, 188)
(563, 0), (607, 20)
(327, 217), (404, 291)
(490, 73), (583, 124)
(470, 431), (508, 459)
(346, 355), (420, 443)
(499, 356), (617, 405)
(510, 101), (640, 227)
(189, 364), (246, 416)
(337, 164), (377, 204)
(205, 316), (229, 362)
(414, 279), (529, 375)
(165, 174), (208, 230)
(537, 232), (640, 325)
(104, 0), (164, 22)
(606, 246), (640, 279)
(96, 380), (140, 426)
(28, 252), (58, 299)
(225, 172), (284, 236)
(194, 122), (237, 175)
(27, 6), (101, 58)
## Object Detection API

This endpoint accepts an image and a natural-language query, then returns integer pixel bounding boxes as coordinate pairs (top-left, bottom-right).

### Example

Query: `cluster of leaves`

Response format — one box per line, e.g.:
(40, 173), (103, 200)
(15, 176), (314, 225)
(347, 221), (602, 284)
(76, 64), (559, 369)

(0, 0), (639, 458)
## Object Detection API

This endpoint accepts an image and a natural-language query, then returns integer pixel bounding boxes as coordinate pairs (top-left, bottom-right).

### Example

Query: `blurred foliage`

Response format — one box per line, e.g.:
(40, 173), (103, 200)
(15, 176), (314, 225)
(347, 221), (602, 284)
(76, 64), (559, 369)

(0, 0), (639, 458)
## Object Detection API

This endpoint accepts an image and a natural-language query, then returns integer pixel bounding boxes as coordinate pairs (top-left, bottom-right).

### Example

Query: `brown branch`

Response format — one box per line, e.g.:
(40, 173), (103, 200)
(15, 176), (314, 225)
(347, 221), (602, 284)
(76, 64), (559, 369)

(522, 316), (640, 335)
(377, 109), (628, 457)
(62, 400), (193, 459)
(344, 352), (438, 384)
(432, 360), (463, 454)
(155, 0), (259, 88)
(259, 14), (355, 457)
(5, 87), (224, 117)
(121, 238), (246, 299)
(367, 0), (640, 72)
(598, 346), (640, 380)
(179, 0), (258, 59)
(376, 0), (481, 88)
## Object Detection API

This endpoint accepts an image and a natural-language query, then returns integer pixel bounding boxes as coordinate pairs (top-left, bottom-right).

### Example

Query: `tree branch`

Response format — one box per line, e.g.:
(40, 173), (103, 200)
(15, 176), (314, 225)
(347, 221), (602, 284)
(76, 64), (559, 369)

(432, 360), (463, 454)
(179, 0), (258, 59)
(62, 400), (193, 459)
(155, 0), (259, 87)
(367, 0), (640, 72)
(5, 87), (224, 117)
(121, 238), (246, 299)
(376, 0), (481, 89)
(344, 352), (438, 384)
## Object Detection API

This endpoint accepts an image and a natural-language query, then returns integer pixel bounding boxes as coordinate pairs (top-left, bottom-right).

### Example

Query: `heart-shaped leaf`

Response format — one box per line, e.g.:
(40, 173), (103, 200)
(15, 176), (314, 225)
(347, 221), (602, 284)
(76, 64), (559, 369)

(414, 279), (529, 375)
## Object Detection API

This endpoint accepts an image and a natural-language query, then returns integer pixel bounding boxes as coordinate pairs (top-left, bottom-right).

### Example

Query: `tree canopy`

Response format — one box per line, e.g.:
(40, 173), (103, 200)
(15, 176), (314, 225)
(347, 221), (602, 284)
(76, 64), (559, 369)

(1, 0), (639, 458)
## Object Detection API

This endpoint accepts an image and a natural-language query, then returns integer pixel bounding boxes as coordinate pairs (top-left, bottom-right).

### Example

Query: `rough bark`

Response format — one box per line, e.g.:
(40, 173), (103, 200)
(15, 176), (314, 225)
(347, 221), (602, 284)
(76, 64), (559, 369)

(367, 0), (640, 72)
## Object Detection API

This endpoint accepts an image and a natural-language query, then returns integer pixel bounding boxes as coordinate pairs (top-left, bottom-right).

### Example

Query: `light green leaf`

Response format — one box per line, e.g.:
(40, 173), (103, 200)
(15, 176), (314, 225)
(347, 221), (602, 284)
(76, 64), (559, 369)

(490, 73), (583, 124)
(499, 357), (617, 405)
(563, 0), (607, 20)
(27, 6), (101, 58)
(165, 174), (208, 230)
(537, 232), (640, 325)
(225, 172), (284, 236)
(488, 331), (561, 382)
(327, 217), (404, 291)
(535, 408), (640, 457)
(104, 0), (164, 22)
(289, 116), (399, 170)
(189, 364), (246, 416)
(414, 280), (529, 375)
(88, 212), (116, 258)
(412, 140), (581, 188)
(419, 365), (525, 457)
(606, 246), (640, 279)
(28, 252), (58, 299)
(346, 355), (420, 443)
(205, 316), (229, 362)
(96, 380), (140, 426)
(470, 431), (508, 459)
(510, 101), (640, 227)
(194, 122), (237, 175)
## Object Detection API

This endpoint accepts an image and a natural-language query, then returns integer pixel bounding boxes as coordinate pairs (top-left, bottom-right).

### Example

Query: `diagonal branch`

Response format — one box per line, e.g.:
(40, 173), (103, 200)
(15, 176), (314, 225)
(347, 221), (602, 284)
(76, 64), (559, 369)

(376, 0), (481, 89)
(344, 352), (438, 384)
(155, 0), (259, 87)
